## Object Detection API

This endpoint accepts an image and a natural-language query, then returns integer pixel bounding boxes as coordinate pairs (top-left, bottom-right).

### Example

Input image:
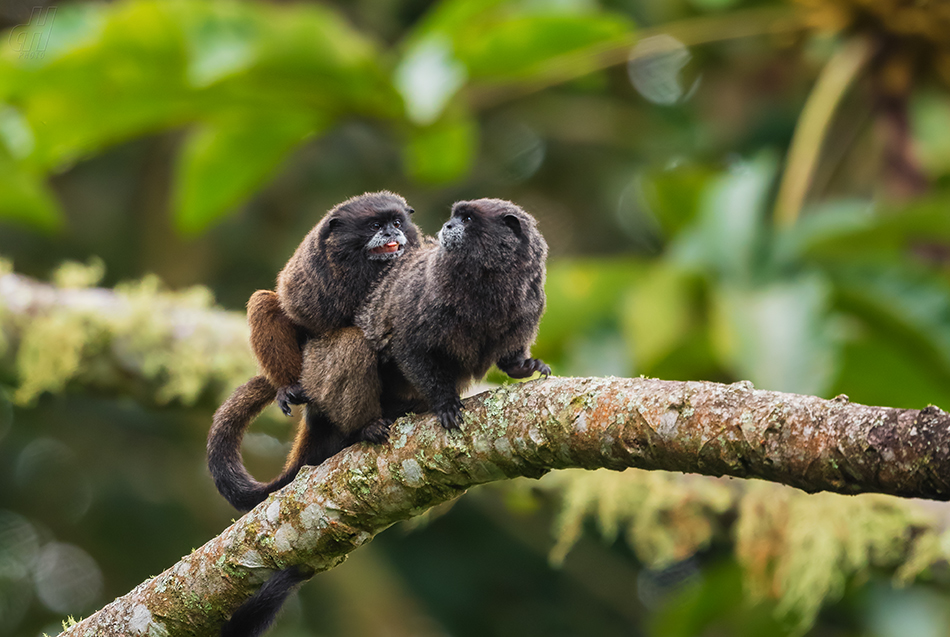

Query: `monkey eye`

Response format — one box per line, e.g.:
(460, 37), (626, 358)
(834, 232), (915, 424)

(462, 215), (472, 223)
(372, 222), (382, 230)
(393, 219), (401, 228)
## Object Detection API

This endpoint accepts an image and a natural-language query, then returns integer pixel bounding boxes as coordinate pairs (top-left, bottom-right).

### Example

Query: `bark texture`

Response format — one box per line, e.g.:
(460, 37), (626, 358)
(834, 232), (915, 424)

(60, 376), (950, 636)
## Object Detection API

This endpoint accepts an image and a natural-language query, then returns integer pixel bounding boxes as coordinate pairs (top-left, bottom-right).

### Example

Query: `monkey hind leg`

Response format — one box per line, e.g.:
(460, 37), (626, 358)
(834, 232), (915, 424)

(280, 405), (350, 477)
(301, 327), (383, 436)
(247, 289), (304, 393)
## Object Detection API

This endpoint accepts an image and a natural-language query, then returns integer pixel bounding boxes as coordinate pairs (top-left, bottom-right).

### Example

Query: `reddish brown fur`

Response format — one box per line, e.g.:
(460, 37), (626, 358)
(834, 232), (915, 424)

(300, 327), (382, 436)
(247, 290), (303, 389)
(208, 192), (420, 513)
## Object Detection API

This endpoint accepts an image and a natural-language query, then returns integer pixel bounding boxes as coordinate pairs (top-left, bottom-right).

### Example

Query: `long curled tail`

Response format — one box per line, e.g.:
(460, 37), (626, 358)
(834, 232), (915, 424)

(220, 566), (310, 637)
(208, 376), (296, 511)
(208, 376), (353, 512)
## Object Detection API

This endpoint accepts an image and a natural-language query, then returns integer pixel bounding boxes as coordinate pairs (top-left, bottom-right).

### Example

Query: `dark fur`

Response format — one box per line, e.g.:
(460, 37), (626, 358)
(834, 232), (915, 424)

(254, 191), (419, 411)
(208, 192), (419, 513)
(275, 192), (417, 337)
(218, 199), (550, 637)
(358, 197), (549, 429)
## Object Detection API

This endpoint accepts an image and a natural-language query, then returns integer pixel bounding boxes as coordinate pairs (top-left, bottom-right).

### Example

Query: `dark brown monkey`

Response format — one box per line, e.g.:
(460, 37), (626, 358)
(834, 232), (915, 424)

(290, 197), (550, 451)
(219, 198), (550, 637)
(207, 191), (420, 512)
(358, 196), (550, 429)
(250, 190), (419, 414)
(293, 197), (550, 444)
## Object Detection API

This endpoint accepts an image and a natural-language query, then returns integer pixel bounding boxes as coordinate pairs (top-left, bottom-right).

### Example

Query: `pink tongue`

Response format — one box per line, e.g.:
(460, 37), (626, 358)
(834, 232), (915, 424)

(373, 242), (399, 254)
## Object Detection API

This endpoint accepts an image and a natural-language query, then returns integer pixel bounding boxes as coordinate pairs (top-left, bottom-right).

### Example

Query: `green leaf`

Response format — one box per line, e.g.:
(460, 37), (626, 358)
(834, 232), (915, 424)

(173, 111), (321, 235)
(536, 258), (646, 366)
(0, 106), (35, 160)
(4, 1), (395, 170)
(640, 163), (717, 239)
(182, 4), (259, 87)
(773, 199), (875, 266)
(672, 154), (778, 281)
(0, 148), (62, 232)
(771, 192), (950, 271)
(831, 265), (950, 382)
(710, 275), (839, 395)
(403, 110), (477, 184)
(456, 14), (633, 81)
(621, 264), (699, 372)
(394, 34), (467, 125)
(398, 0), (634, 123)
(8, 1), (195, 168)
(911, 90), (950, 178)
(651, 560), (789, 637)
(835, 337), (950, 411)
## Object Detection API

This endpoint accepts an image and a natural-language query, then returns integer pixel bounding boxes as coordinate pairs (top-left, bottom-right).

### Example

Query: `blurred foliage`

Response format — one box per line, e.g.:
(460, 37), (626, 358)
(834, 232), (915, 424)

(0, 0), (636, 233)
(5, 0), (950, 636)
(542, 468), (950, 634)
(4, 260), (253, 408)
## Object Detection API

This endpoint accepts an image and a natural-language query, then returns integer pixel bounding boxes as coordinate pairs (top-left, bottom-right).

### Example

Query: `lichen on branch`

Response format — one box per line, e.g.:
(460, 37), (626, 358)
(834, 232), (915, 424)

(58, 375), (950, 636)
(0, 267), (254, 406)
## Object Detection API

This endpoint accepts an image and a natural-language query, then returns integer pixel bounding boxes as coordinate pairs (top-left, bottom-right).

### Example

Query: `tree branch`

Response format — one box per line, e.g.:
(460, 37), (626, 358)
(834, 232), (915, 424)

(0, 270), (254, 406)
(60, 375), (949, 636)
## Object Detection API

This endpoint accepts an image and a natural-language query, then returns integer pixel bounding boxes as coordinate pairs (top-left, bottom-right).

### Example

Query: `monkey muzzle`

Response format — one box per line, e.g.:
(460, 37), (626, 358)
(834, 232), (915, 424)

(367, 235), (406, 260)
(438, 219), (465, 250)
(371, 242), (400, 255)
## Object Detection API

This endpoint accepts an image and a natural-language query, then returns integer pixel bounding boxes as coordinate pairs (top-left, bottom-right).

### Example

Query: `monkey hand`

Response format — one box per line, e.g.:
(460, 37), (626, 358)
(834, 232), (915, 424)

(276, 383), (309, 416)
(359, 419), (393, 444)
(499, 357), (551, 379)
(435, 396), (464, 430)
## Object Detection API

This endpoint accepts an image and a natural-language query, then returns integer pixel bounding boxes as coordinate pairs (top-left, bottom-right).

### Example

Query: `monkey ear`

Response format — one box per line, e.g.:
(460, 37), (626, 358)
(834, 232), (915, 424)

(407, 207), (415, 215)
(327, 217), (342, 231)
(502, 214), (522, 236)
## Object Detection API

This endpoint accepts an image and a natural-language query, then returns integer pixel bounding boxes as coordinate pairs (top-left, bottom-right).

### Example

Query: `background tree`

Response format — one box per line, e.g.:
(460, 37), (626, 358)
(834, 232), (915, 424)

(4, 0), (950, 635)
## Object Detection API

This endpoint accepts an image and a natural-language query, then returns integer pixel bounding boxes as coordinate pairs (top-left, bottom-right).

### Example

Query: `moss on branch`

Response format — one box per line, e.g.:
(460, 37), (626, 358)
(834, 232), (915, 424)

(59, 376), (950, 636)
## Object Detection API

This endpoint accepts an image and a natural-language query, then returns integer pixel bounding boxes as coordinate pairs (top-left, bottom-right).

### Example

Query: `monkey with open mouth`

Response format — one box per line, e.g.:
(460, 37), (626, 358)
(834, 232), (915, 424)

(219, 198), (550, 637)
(207, 191), (421, 512)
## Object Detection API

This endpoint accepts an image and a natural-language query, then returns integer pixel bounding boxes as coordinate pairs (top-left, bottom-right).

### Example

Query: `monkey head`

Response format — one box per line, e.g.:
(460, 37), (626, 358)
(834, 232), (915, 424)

(364, 214), (413, 261)
(277, 191), (421, 336)
(438, 198), (547, 268)
(317, 191), (419, 263)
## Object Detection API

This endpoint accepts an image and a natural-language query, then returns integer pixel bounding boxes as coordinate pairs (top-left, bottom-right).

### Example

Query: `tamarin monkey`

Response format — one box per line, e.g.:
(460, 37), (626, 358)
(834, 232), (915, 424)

(250, 190), (419, 415)
(357, 197), (551, 428)
(219, 198), (550, 637)
(207, 191), (420, 512)
(285, 196), (550, 457)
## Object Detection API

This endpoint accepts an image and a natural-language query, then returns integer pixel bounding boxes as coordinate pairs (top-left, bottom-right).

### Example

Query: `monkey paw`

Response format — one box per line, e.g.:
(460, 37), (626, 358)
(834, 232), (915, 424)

(276, 383), (309, 417)
(435, 397), (464, 430)
(500, 358), (551, 379)
(360, 419), (392, 444)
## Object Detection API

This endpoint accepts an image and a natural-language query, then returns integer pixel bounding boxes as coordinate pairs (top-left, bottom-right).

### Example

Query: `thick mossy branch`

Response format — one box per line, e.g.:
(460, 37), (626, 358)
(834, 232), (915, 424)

(0, 270), (254, 406)
(61, 376), (950, 636)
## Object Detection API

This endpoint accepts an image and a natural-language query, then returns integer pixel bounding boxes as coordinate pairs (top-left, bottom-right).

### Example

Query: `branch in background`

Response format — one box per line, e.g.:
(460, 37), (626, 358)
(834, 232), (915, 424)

(59, 375), (950, 636)
(468, 6), (806, 108)
(0, 269), (255, 406)
(774, 35), (876, 226)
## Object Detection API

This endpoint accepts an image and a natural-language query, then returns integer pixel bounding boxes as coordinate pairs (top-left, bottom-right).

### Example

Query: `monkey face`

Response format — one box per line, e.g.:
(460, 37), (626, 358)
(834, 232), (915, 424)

(320, 191), (419, 263)
(365, 215), (412, 261)
(440, 198), (544, 265)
